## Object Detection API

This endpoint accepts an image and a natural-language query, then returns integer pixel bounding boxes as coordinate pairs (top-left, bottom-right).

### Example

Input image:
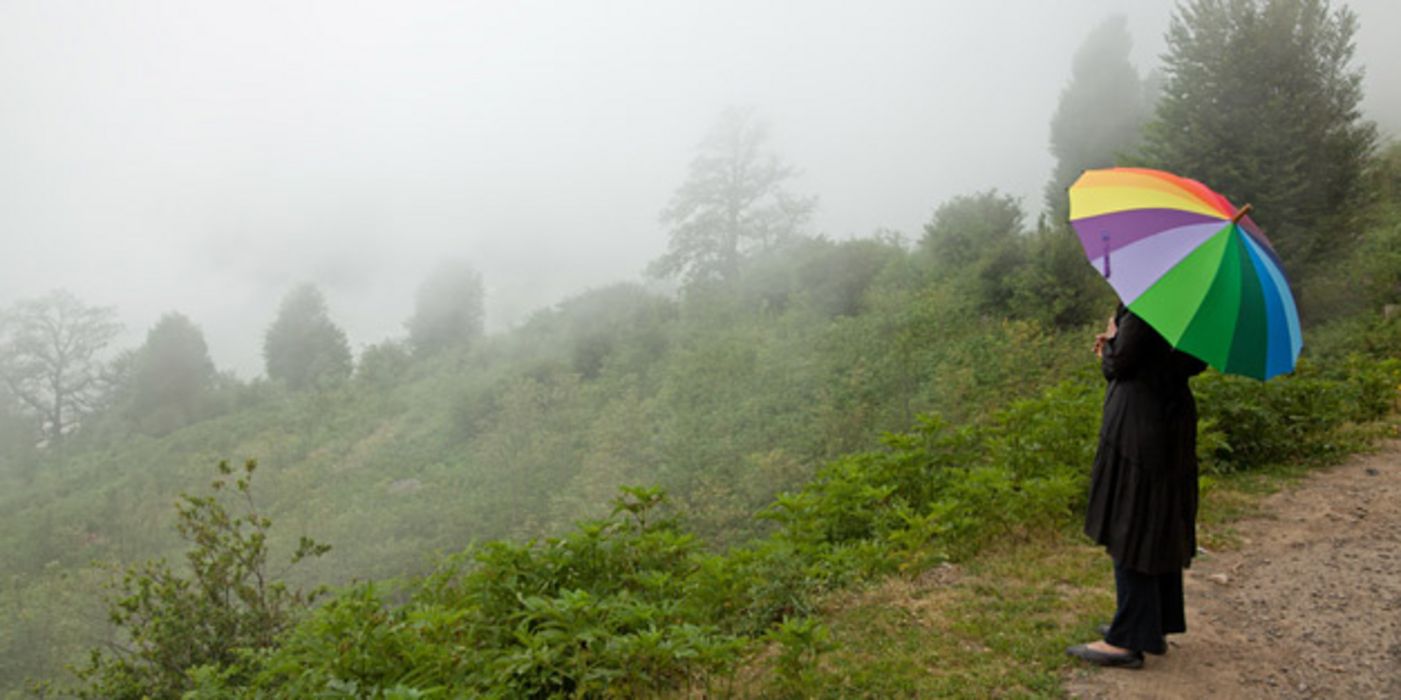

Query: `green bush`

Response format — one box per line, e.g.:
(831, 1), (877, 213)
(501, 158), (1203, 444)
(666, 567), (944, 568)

(1193, 355), (1401, 472)
(763, 379), (1100, 576)
(223, 487), (744, 698)
(73, 460), (330, 700)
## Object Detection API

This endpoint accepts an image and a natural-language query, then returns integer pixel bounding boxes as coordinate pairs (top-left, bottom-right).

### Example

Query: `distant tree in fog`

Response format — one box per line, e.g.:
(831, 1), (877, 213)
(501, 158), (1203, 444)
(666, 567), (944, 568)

(920, 191), (1028, 315)
(263, 284), (352, 391)
(0, 290), (122, 446)
(127, 312), (216, 434)
(1044, 15), (1147, 223)
(649, 107), (816, 286)
(1139, 0), (1376, 277)
(921, 191), (1025, 270)
(357, 340), (412, 386)
(406, 260), (485, 356)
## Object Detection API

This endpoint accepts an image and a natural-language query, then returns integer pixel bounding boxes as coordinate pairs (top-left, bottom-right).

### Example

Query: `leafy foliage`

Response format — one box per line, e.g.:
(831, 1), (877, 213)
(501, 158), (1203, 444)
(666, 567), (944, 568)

(1195, 354), (1401, 472)
(195, 487), (742, 698)
(919, 190), (1031, 317)
(1007, 221), (1114, 329)
(73, 460), (329, 699)
(356, 339), (414, 388)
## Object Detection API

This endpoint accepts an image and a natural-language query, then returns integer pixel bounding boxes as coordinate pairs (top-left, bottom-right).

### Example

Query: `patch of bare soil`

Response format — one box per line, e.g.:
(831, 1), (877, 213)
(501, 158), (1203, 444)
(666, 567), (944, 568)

(1066, 441), (1401, 699)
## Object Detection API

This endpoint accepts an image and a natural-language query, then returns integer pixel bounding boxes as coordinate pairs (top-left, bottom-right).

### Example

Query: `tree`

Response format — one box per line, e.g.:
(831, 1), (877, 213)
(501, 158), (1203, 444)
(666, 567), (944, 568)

(128, 312), (216, 435)
(735, 236), (902, 318)
(356, 340), (412, 387)
(0, 290), (122, 446)
(1044, 15), (1149, 223)
(263, 284), (352, 391)
(1138, 0), (1376, 278)
(920, 191), (1030, 316)
(406, 260), (486, 356)
(649, 107), (816, 286)
(1007, 217), (1116, 329)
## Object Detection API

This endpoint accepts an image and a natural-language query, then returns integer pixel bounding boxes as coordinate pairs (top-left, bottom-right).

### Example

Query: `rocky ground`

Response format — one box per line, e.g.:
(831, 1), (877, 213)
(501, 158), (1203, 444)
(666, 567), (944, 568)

(1065, 441), (1401, 699)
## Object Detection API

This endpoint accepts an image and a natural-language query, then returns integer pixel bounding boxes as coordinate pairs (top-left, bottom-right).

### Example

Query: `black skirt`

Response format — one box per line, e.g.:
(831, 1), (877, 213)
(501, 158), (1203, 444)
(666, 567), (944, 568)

(1083, 307), (1206, 575)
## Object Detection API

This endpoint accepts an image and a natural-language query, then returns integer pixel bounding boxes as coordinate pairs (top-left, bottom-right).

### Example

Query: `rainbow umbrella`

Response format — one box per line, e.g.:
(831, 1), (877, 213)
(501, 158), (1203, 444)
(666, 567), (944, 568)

(1068, 167), (1301, 380)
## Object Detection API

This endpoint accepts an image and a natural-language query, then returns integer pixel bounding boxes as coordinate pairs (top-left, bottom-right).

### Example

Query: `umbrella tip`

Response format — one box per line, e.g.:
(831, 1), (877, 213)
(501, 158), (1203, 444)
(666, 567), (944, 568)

(1231, 203), (1253, 224)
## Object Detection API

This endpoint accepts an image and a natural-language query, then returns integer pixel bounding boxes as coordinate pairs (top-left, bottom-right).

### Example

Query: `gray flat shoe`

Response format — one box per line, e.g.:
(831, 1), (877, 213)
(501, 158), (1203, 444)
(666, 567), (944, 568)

(1097, 624), (1167, 655)
(1067, 643), (1144, 669)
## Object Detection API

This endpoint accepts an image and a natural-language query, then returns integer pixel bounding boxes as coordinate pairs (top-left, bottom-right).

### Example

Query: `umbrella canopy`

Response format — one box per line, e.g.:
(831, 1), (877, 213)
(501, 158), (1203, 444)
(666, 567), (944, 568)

(1069, 167), (1302, 380)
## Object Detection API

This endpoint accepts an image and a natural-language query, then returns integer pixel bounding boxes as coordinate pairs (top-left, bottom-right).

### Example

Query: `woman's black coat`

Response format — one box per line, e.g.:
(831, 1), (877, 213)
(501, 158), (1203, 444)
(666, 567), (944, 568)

(1084, 305), (1207, 575)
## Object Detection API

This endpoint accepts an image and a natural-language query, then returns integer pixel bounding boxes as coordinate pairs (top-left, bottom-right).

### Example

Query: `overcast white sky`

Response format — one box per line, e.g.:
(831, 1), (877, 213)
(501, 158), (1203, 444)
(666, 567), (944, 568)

(2, 1), (1398, 377)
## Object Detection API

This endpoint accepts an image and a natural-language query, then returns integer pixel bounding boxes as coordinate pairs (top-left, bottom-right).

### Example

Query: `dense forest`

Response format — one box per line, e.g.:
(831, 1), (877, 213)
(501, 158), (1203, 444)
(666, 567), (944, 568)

(3, 1), (1401, 697)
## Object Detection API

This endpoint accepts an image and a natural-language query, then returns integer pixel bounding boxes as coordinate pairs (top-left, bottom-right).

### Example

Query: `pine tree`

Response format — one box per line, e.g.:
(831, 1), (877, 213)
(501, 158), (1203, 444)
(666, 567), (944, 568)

(649, 107), (816, 286)
(128, 312), (216, 434)
(263, 284), (352, 391)
(406, 260), (485, 356)
(1044, 15), (1148, 223)
(1139, 0), (1376, 278)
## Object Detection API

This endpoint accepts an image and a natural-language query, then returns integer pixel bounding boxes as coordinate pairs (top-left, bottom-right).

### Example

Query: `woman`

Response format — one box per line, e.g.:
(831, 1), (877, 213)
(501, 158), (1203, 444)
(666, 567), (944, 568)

(1068, 304), (1206, 668)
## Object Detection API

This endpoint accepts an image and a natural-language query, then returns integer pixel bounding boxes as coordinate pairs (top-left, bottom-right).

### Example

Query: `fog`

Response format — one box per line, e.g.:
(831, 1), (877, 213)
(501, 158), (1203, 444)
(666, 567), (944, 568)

(2, 0), (1398, 376)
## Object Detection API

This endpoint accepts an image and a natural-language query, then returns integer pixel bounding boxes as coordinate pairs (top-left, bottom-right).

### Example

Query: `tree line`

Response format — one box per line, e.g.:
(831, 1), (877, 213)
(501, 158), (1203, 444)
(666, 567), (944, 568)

(0, 260), (485, 453)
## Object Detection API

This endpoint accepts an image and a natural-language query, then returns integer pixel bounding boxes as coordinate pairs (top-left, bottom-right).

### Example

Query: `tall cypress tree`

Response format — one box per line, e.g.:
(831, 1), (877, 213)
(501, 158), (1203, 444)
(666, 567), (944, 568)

(1045, 15), (1148, 223)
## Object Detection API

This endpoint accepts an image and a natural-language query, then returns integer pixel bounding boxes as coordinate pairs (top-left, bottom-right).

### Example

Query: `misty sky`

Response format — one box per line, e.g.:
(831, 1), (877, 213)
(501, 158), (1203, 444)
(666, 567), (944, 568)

(3, 1), (1398, 377)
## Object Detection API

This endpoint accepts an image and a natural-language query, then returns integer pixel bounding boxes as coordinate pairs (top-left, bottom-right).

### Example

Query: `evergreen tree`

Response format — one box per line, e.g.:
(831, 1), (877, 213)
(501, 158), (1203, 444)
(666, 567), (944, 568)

(263, 284), (352, 391)
(406, 260), (485, 356)
(128, 312), (216, 435)
(649, 107), (816, 286)
(1139, 0), (1376, 278)
(1044, 15), (1148, 223)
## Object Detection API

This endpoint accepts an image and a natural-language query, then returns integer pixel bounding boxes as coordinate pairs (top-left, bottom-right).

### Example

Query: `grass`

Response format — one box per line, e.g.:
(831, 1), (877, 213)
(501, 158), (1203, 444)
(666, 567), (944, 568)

(785, 535), (1110, 698)
(698, 532), (1115, 698)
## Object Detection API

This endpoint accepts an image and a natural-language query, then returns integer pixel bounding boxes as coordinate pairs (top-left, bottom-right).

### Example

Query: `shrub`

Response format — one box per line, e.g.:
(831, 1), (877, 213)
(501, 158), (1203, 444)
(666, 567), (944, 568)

(1193, 355), (1401, 472)
(73, 460), (330, 699)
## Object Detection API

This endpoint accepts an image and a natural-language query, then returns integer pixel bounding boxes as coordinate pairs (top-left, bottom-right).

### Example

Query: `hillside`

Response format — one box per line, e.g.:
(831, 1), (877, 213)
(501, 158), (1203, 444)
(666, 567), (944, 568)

(0, 235), (1100, 692)
(4, 5), (1401, 694)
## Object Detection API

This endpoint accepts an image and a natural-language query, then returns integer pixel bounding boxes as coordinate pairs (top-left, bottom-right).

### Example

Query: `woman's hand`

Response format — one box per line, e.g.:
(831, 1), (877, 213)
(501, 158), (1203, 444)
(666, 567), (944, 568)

(1093, 315), (1118, 358)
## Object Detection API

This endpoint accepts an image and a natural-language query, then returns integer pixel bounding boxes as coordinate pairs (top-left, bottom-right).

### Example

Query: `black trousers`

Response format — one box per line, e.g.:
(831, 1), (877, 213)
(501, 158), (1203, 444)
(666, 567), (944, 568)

(1104, 559), (1185, 653)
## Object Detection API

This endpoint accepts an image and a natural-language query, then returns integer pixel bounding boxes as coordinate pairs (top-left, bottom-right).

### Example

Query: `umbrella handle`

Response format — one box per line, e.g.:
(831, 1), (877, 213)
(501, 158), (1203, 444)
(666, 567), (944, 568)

(1231, 203), (1253, 224)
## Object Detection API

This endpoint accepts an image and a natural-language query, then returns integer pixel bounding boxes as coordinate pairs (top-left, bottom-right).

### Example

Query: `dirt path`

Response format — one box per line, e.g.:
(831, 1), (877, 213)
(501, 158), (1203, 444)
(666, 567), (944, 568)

(1066, 441), (1401, 699)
